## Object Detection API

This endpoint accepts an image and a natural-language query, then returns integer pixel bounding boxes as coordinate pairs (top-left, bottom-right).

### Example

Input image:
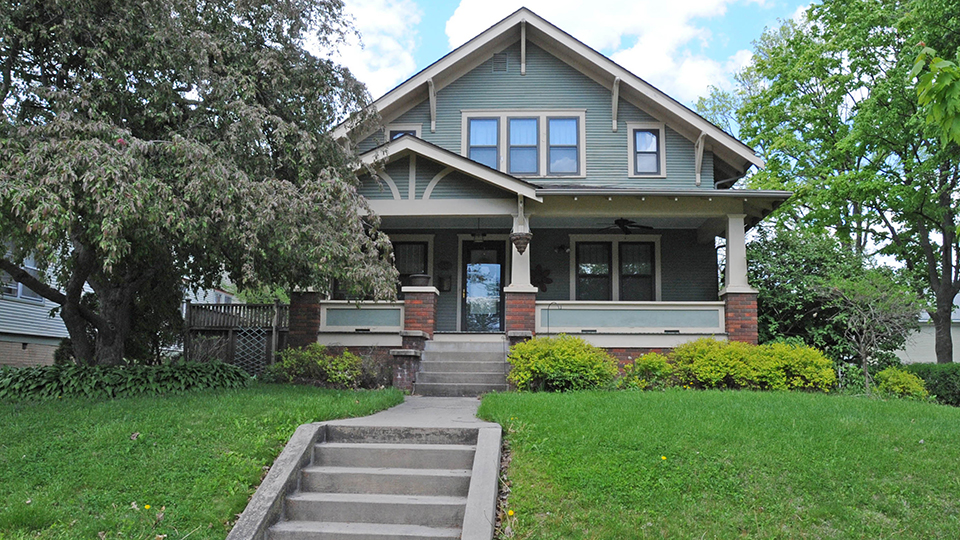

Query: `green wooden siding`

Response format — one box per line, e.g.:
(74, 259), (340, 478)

(428, 170), (512, 199)
(365, 42), (715, 190)
(358, 157), (411, 200)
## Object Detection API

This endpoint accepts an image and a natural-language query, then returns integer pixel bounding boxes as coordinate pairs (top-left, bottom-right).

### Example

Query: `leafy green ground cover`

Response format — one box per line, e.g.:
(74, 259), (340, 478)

(0, 384), (403, 539)
(479, 390), (960, 539)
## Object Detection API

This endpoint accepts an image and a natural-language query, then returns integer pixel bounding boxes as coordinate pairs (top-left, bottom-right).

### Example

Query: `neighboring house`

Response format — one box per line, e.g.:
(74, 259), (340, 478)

(896, 299), (960, 363)
(0, 267), (238, 367)
(298, 8), (789, 362)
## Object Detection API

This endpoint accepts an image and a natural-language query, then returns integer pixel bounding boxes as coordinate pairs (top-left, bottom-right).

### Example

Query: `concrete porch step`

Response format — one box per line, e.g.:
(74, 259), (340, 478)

(417, 372), (507, 385)
(419, 360), (507, 373)
(423, 341), (507, 353)
(420, 351), (507, 363)
(301, 466), (471, 496)
(284, 493), (467, 528)
(314, 442), (476, 469)
(268, 520), (461, 540)
(415, 382), (509, 397)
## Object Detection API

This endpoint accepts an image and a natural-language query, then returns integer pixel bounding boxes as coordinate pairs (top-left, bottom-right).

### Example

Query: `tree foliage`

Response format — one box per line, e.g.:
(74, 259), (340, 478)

(913, 46), (960, 146)
(0, 0), (397, 365)
(713, 0), (960, 363)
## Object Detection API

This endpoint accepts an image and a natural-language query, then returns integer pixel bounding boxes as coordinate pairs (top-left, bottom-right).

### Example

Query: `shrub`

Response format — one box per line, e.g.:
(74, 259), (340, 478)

(0, 362), (249, 401)
(905, 363), (960, 406)
(267, 344), (366, 389)
(670, 338), (835, 391)
(508, 335), (619, 392)
(875, 367), (929, 399)
(617, 352), (673, 389)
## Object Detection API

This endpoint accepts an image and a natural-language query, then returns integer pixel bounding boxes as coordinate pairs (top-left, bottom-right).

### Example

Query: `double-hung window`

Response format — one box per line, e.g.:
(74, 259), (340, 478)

(571, 236), (660, 301)
(508, 118), (538, 175)
(463, 110), (585, 177)
(468, 118), (499, 170)
(393, 241), (429, 288)
(627, 122), (665, 177)
(1, 255), (43, 302)
(548, 118), (579, 175)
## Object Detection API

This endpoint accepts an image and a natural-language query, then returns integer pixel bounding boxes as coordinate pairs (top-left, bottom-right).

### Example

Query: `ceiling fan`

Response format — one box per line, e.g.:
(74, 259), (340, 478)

(599, 218), (654, 235)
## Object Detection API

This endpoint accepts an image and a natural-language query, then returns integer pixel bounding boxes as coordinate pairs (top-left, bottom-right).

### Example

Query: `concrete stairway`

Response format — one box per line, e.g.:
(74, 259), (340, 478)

(415, 340), (509, 397)
(267, 425), (477, 540)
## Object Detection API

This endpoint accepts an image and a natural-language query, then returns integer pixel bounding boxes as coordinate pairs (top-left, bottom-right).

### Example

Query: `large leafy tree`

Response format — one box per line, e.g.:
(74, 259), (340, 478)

(0, 0), (397, 365)
(715, 0), (960, 363)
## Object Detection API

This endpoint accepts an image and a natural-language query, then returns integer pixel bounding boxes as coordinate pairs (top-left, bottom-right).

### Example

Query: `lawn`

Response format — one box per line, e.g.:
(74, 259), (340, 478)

(0, 383), (403, 539)
(479, 390), (960, 539)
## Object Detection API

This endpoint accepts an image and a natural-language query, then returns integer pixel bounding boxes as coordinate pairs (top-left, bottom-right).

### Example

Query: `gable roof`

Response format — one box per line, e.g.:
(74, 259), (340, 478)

(337, 7), (763, 177)
(359, 134), (542, 202)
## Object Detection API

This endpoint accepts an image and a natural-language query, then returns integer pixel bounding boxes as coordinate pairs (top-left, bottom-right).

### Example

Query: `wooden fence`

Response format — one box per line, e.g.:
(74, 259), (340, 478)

(184, 302), (289, 376)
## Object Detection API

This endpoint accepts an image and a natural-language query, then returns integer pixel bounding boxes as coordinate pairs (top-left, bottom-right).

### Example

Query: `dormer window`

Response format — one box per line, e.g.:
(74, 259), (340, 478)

(462, 110), (586, 177)
(386, 123), (422, 141)
(627, 122), (666, 178)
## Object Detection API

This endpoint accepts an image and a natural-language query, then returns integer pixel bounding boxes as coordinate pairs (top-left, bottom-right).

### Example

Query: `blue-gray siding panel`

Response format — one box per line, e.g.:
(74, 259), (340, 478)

(0, 298), (69, 339)
(382, 42), (712, 190)
(429, 170), (512, 199)
(358, 174), (397, 200)
(415, 157), (447, 200)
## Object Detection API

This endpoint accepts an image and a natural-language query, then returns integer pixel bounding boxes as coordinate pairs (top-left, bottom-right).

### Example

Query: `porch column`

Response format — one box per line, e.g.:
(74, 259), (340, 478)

(719, 214), (759, 344)
(401, 286), (439, 339)
(505, 211), (537, 342)
(288, 291), (321, 349)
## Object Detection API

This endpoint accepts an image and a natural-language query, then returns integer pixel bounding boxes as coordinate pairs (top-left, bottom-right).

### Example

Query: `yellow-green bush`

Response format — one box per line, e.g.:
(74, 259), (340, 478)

(876, 367), (929, 399)
(617, 352), (674, 389)
(266, 343), (364, 389)
(508, 334), (619, 392)
(670, 338), (835, 391)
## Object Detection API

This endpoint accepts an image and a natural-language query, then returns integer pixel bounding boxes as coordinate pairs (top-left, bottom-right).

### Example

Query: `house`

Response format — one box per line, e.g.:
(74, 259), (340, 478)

(896, 298), (960, 363)
(287, 8), (789, 384)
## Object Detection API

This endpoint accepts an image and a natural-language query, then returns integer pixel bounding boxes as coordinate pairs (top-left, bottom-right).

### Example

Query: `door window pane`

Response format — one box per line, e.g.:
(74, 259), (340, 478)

(576, 242), (611, 300)
(465, 246), (502, 331)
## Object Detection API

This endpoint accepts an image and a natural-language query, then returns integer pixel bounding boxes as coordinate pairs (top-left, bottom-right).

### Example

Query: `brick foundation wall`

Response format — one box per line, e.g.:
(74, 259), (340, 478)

(505, 292), (536, 334)
(324, 345), (420, 390)
(0, 341), (57, 367)
(403, 290), (437, 339)
(288, 292), (321, 349)
(722, 291), (759, 345)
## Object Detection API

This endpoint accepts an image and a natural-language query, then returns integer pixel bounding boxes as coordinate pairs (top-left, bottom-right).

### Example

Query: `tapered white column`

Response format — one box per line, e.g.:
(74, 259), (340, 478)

(720, 213), (757, 295)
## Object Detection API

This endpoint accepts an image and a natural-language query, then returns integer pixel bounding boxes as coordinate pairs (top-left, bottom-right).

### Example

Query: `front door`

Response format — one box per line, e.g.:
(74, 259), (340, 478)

(461, 241), (505, 332)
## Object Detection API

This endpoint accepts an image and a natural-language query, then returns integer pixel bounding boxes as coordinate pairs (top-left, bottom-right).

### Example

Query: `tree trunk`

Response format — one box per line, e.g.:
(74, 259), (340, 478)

(92, 287), (136, 366)
(932, 291), (955, 363)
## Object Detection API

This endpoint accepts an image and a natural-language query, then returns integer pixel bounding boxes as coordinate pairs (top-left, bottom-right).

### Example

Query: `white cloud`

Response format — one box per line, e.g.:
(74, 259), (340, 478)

(444, 0), (764, 104)
(329, 0), (423, 99)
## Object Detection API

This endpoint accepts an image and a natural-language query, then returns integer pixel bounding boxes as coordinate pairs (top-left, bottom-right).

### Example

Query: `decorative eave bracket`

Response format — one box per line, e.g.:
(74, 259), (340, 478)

(611, 77), (621, 132)
(694, 131), (706, 186)
(428, 78), (437, 133)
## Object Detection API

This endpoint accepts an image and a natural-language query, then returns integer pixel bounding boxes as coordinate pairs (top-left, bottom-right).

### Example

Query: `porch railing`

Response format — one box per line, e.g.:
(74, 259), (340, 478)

(535, 301), (725, 334)
(319, 301), (405, 332)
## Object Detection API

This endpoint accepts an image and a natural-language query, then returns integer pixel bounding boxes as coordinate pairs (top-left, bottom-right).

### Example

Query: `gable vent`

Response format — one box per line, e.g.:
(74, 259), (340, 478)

(492, 53), (508, 73)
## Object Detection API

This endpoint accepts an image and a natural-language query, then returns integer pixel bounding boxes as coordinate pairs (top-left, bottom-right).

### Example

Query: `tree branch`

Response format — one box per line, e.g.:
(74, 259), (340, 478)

(0, 256), (107, 329)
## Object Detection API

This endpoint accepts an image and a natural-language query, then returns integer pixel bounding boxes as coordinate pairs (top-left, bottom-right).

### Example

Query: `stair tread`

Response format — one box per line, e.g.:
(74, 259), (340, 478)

(303, 466), (471, 477)
(318, 442), (475, 451)
(270, 520), (461, 536)
(287, 492), (468, 505)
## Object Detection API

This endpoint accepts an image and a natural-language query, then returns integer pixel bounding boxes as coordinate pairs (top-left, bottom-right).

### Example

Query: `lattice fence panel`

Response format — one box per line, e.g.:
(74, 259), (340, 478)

(235, 327), (268, 376)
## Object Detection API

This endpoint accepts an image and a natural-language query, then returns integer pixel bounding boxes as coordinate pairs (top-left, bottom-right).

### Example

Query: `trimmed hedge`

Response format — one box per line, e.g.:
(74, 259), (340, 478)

(508, 334), (619, 392)
(0, 362), (249, 401)
(905, 363), (960, 406)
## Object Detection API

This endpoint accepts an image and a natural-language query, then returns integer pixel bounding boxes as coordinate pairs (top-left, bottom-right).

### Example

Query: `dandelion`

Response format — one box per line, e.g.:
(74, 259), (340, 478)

(661, 456), (666, 460)
(145, 505), (151, 510)
(508, 510), (514, 516)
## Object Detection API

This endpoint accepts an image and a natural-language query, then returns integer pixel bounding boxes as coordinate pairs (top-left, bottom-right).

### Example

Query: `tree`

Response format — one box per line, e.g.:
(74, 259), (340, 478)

(0, 0), (398, 365)
(747, 228), (865, 362)
(913, 46), (960, 146)
(720, 0), (960, 363)
(823, 269), (925, 393)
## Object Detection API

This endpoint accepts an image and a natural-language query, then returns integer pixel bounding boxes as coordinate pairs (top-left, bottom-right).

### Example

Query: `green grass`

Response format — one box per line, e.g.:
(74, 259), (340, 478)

(0, 383), (403, 539)
(479, 390), (960, 539)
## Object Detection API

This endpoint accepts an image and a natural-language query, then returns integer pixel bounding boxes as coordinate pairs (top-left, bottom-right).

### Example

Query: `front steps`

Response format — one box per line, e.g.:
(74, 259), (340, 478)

(415, 340), (509, 397)
(267, 426), (477, 540)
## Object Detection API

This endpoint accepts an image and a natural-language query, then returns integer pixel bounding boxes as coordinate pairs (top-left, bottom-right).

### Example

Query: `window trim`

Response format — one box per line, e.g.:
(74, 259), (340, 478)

(626, 122), (666, 178)
(568, 234), (662, 301)
(386, 123), (422, 140)
(461, 109), (587, 178)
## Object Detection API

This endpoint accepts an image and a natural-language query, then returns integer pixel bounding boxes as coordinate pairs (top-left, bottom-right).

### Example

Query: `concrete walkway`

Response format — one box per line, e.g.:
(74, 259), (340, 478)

(327, 395), (497, 429)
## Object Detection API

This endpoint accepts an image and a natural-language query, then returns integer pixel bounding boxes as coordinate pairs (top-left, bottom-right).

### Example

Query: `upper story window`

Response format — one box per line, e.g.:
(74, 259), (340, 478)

(508, 118), (538, 175)
(627, 122), (666, 178)
(570, 235), (661, 301)
(1, 255), (43, 302)
(462, 110), (586, 177)
(386, 123), (422, 141)
(468, 118), (499, 169)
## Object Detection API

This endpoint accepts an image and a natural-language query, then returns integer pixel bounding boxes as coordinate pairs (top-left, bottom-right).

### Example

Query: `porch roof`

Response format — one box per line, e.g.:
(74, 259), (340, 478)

(359, 134), (542, 202)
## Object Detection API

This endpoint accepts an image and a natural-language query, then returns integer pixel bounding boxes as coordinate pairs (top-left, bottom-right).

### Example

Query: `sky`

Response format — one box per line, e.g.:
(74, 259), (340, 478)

(329, 0), (811, 107)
